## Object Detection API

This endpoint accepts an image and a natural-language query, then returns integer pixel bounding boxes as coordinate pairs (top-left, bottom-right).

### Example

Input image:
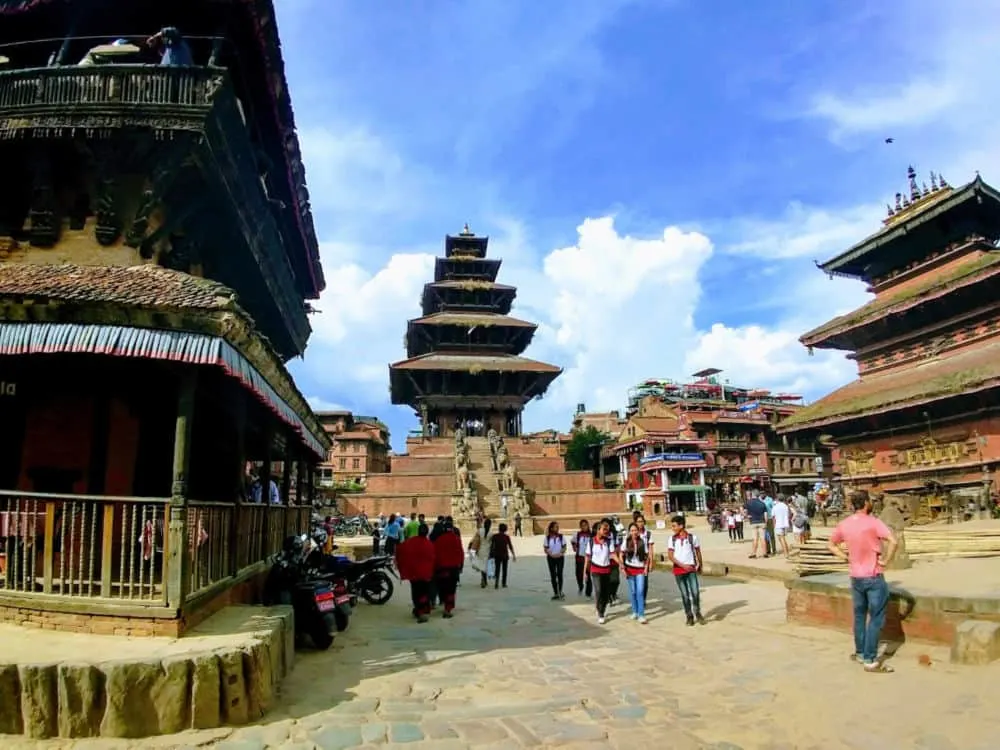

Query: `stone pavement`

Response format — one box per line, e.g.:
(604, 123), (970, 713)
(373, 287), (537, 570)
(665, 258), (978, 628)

(11, 539), (1000, 750)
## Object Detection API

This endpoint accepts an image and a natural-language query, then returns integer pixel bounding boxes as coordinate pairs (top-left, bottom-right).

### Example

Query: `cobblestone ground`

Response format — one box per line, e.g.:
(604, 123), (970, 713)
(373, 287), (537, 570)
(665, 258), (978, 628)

(19, 543), (1000, 750)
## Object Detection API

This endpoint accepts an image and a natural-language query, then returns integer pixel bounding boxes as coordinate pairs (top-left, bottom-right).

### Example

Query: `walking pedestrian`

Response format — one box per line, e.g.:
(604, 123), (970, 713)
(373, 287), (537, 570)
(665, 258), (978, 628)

(762, 491), (776, 556)
(383, 513), (399, 556)
(571, 519), (593, 597)
(726, 509), (737, 542)
(622, 523), (649, 623)
(543, 521), (567, 600)
(468, 518), (493, 588)
(744, 494), (768, 559)
(772, 494), (792, 558)
(734, 508), (745, 541)
(513, 511), (523, 536)
(489, 523), (516, 588)
(397, 523), (435, 623)
(827, 491), (898, 673)
(433, 519), (465, 618)
(585, 520), (620, 624)
(635, 513), (653, 605)
(501, 494), (509, 518)
(666, 515), (704, 626)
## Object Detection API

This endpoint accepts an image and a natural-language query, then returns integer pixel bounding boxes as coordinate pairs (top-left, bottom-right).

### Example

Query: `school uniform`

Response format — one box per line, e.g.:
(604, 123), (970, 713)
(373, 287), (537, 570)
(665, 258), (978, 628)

(668, 530), (703, 624)
(622, 536), (650, 619)
(587, 536), (617, 620)
(572, 531), (593, 597)
(543, 534), (567, 598)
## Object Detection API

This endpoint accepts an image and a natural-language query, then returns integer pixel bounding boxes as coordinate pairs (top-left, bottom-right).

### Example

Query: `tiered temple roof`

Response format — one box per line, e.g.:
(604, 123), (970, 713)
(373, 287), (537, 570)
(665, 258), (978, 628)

(389, 226), (561, 429)
(781, 168), (1000, 433)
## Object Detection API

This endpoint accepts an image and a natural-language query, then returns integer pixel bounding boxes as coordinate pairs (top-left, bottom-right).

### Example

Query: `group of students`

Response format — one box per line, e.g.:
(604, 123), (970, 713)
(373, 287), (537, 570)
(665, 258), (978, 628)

(544, 511), (705, 626)
(393, 516), (466, 622)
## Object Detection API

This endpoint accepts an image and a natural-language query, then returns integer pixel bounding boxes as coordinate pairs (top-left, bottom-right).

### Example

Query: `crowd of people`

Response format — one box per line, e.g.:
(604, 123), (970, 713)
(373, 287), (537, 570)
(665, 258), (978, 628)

(719, 490), (813, 559)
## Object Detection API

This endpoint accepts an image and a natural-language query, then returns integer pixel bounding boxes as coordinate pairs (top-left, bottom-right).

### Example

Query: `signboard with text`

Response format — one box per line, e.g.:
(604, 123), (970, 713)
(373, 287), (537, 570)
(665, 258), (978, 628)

(0, 381), (16, 397)
(640, 452), (703, 464)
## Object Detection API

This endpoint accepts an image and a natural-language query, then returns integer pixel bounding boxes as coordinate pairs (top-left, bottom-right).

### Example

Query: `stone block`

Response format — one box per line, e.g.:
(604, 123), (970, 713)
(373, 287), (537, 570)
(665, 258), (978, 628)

(100, 659), (162, 737)
(0, 664), (23, 735)
(950, 620), (1000, 665)
(152, 657), (192, 734)
(18, 663), (57, 739)
(219, 649), (249, 726)
(242, 641), (273, 720)
(56, 663), (105, 737)
(191, 652), (221, 730)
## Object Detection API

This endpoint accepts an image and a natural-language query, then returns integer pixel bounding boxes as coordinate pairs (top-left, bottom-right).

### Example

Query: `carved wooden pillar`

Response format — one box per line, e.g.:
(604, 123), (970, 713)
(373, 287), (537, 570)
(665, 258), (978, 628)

(281, 441), (293, 506)
(296, 460), (305, 507)
(229, 393), (246, 575)
(166, 371), (197, 611)
(307, 464), (316, 506)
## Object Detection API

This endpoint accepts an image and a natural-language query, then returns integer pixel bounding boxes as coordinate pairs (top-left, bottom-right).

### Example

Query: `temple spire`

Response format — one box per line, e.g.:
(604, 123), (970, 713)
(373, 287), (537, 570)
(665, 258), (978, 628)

(460, 223), (473, 237)
(908, 166), (920, 201)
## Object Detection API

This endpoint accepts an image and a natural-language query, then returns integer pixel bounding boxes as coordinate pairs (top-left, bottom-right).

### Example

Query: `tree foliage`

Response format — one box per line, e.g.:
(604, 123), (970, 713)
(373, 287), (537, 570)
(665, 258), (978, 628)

(564, 426), (611, 471)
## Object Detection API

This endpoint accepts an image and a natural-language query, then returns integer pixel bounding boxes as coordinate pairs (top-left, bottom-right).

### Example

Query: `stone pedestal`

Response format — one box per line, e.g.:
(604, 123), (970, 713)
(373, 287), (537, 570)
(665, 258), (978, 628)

(950, 620), (1000, 665)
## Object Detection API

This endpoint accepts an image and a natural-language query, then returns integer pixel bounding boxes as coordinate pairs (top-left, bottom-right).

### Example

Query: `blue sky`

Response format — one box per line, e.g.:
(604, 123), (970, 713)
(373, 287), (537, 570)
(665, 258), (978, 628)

(276, 0), (1000, 451)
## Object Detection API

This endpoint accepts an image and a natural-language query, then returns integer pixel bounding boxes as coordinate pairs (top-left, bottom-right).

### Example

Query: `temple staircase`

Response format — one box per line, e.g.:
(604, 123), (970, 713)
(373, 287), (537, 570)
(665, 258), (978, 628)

(465, 437), (504, 518)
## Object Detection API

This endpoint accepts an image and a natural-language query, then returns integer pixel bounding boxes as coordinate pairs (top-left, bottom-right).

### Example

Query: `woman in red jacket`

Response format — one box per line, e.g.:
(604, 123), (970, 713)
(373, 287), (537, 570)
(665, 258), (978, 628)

(433, 519), (465, 617)
(397, 523), (436, 623)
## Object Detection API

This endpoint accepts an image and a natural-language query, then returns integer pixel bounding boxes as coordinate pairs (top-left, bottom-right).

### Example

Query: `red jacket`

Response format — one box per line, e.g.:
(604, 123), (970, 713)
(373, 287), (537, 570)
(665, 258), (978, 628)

(398, 536), (435, 582)
(434, 530), (465, 570)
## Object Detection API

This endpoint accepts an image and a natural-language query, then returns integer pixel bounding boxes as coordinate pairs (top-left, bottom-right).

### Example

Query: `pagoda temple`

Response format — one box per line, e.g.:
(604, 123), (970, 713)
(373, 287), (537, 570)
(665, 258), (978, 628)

(780, 167), (1000, 510)
(389, 225), (561, 437)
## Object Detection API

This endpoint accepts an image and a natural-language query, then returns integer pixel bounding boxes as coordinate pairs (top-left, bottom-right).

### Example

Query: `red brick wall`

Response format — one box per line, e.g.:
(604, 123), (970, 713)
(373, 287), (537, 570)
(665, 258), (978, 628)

(104, 397), (138, 496)
(389, 455), (455, 474)
(530, 489), (624, 516)
(786, 584), (1000, 645)
(0, 605), (181, 637)
(342, 494), (452, 518)
(365, 473), (456, 494)
(522, 471), (594, 491)
(513, 456), (564, 471)
(19, 394), (94, 492)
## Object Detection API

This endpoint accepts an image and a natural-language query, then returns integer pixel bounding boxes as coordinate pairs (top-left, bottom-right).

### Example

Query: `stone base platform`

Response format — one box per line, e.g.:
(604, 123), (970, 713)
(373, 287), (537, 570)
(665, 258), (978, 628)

(786, 573), (1000, 655)
(0, 604), (294, 740)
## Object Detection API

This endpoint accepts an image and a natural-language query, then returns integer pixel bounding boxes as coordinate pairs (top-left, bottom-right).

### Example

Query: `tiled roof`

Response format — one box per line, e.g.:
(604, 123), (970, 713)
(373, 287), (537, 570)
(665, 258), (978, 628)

(390, 352), (561, 373)
(633, 416), (679, 433)
(779, 339), (1000, 432)
(426, 281), (515, 291)
(410, 312), (536, 328)
(0, 263), (239, 311)
(802, 250), (1000, 347)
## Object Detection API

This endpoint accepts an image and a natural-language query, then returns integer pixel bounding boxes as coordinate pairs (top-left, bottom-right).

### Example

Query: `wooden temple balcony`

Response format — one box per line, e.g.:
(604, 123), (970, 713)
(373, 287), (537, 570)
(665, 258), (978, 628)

(0, 490), (309, 614)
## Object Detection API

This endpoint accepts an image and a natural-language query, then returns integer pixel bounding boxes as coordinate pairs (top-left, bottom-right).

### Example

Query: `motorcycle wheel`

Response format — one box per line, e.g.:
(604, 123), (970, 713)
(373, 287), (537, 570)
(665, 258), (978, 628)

(334, 604), (351, 632)
(309, 617), (334, 650)
(342, 524), (358, 538)
(361, 571), (394, 605)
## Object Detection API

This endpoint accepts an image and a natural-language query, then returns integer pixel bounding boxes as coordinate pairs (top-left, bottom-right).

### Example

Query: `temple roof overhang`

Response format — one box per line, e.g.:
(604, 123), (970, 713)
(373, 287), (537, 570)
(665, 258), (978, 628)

(778, 339), (1000, 434)
(389, 352), (560, 374)
(408, 311), (537, 330)
(802, 248), (1000, 349)
(0, 0), (325, 299)
(433, 257), (501, 283)
(819, 175), (1000, 280)
(0, 263), (330, 457)
(388, 353), (561, 406)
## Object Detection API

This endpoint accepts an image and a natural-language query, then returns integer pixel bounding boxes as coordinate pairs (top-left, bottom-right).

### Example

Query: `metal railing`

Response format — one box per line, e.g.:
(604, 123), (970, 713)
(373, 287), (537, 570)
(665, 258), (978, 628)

(0, 64), (221, 116)
(0, 491), (311, 608)
(0, 490), (168, 603)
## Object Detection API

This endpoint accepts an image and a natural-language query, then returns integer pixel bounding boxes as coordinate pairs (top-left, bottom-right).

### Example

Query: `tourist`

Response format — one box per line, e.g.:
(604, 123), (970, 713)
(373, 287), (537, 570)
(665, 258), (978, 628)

(744, 493), (768, 559)
(772, 495), (792, 558)
(383, 513), (400, 556)
(792, 496), (811, 545)
(397, 523), (435, 623)
(621, 523), (650, 623)
(827, 491), (898, 673)
(584, 520), (620, 624)
(603, 517), (623, 606)
(635, 514), (654, 605)
(433, 519), (465, 618)
(666, 515), (704, 626)
(501, 494), (509, 518)
(734, 508), (745, 541)
(513, 511), (523, 537)
(571, 519), (593, 597)
(403, 512), (420, 540)
(762, 491), (776, 556)
(489, 522), (516, 588)
(543, 521), (567, 600)
(726, 508), (737, 542)
(468, 518), (493, 588)
(146, 27), (194, 66)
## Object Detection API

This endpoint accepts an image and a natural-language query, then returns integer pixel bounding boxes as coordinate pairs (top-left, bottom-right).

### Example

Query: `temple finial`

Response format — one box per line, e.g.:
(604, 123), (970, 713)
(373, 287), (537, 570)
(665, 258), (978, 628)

(908, 165), (920, 201)
(938, 172), (949, 188)
(930, 171), (938, 190)
(460, 223), (472, 236)
(922, 181), (929, 196)
(886, 203), (895, 218)
(895, 192), (903, 211)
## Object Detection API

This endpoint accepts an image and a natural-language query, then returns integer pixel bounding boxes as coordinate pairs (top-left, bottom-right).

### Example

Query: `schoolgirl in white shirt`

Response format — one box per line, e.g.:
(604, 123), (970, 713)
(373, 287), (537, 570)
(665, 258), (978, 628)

(543, 521), (567, 600)
(571, 519), (593, 597)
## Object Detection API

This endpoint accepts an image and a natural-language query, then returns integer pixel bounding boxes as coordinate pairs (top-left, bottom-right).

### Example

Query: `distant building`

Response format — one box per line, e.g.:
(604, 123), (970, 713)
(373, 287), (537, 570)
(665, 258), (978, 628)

(571, 403), (625, 438)
(316, 411), (391, 487)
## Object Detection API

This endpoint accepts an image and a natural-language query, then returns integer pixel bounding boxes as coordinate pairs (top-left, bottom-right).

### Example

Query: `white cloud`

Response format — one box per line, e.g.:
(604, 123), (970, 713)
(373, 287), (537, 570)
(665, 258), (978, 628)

(724, 202), (882, 261)
(306, 396), (348, 412)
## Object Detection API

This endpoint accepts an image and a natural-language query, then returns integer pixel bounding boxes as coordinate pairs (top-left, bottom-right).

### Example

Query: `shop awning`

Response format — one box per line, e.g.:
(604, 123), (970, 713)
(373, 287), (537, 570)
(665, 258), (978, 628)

(0, 322), (328, 458)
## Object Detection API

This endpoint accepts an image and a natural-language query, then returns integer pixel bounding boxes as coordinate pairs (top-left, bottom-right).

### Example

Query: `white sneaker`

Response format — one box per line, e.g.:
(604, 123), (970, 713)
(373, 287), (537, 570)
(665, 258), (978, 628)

(638, 616), (648, 624)
(597, 616), (606, 625)
(630, 614), (638, 621)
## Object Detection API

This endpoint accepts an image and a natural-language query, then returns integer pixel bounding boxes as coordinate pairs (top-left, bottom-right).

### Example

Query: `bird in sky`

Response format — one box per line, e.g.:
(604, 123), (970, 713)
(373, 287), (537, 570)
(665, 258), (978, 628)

(885, 137), (895, 144)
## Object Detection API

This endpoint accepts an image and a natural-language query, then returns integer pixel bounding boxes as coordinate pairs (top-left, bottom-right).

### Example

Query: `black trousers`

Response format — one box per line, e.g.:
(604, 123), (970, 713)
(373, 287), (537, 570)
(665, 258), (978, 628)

(409, 579), (431, 617)
(728, 525), (738, 541)
(547, 556), (565, 596)
(574, 555), (592, 596)
(591, 571), (612, 617)
(435, 567), (459, 611)
(494, 557), (509, 587)
(609, 565), (620, 601)
(736, 522), (744, 540)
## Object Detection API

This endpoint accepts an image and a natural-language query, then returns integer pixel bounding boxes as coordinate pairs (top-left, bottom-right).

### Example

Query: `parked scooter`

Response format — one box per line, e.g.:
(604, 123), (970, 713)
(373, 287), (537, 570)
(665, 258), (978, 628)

(325, 554), (396, 606)
(263, 535), (339, 650)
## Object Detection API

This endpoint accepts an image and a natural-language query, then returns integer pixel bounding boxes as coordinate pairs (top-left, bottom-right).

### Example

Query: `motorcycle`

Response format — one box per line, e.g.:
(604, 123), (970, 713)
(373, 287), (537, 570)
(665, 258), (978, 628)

(263, 535), (339, 650)
(304, 531), (355, 631)
(708, 512), (724, 532)
(327, 554), (396, 606)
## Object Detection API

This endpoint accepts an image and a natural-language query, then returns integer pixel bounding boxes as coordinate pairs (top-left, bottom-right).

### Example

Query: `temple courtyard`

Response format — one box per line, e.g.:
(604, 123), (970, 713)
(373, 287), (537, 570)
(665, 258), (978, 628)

(5, 535), (996, 750)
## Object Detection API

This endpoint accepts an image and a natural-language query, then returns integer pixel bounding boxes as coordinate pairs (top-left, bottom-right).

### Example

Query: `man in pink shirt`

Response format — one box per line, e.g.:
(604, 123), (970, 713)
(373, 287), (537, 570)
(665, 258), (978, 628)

(828, 491), (898, 673)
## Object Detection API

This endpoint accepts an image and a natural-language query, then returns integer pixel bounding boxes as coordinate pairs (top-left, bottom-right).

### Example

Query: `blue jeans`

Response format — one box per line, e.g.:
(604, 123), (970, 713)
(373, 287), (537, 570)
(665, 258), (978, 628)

(626, 573), (647, 617)
(851, 575), (889, 663)
(674, 572), (701, 618)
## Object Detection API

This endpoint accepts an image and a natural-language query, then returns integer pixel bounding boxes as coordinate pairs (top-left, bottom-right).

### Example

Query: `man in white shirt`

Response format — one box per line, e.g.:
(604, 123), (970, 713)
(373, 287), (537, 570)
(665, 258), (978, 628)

(771, 495), (792, 558)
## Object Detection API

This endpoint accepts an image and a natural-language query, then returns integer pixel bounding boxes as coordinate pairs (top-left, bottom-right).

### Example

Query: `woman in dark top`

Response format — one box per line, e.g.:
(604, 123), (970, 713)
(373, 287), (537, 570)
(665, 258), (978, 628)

(489, 523), (516, 588)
